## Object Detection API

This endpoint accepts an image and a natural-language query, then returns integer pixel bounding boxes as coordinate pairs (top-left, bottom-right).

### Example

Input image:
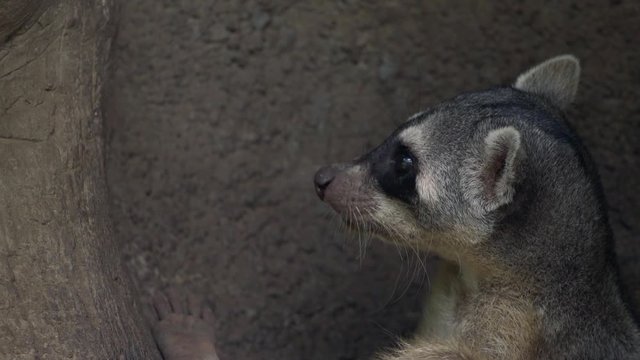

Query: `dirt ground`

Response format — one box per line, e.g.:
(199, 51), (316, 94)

(105, 1), (640, 359)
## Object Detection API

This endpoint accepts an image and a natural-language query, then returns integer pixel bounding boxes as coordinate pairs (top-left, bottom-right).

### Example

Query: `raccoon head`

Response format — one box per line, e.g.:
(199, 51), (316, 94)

(314, 55), (583, 263)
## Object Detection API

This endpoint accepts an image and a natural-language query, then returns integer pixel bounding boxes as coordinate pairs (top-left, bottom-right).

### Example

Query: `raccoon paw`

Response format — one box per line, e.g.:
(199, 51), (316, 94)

(152, 289), (219, 360)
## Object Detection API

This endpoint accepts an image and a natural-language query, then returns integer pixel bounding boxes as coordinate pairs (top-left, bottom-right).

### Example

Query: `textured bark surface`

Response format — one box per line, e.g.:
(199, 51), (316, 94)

(107, 1), (640, 360)
(0, 1), (160, 359)
(0, 0), (45, 42)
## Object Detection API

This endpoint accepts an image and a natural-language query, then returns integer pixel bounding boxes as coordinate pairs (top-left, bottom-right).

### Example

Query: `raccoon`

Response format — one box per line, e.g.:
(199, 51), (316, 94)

(314, 55), (640, 359)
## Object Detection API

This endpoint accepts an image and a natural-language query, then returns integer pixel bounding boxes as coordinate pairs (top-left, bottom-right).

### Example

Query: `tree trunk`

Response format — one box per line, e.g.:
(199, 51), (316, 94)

(0, 1), (161, 358)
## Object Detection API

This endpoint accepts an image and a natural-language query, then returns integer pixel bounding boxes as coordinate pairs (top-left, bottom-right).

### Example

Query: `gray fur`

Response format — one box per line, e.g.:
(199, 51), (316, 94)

(315, 55), (640, 359)
(514, 54), (580, 109)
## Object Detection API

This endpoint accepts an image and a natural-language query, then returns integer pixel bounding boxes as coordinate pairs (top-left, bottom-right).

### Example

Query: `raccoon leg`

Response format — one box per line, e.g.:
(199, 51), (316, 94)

(152, 289), (220, 360)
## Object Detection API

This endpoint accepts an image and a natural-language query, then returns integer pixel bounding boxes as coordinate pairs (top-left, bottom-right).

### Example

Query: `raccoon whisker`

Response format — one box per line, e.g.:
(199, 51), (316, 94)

(455, 252), (463, 276)
(362, 228), (372, 260)
(425, 235), (434, 255)
(377, 216), (406, 263)
(380, 247), (408, 309)
(371, 320), (403, 344)
(380, 218), (431, 304)
(326, 208), (344, 245)
(366, 215), (404, 306)
(388, 221), (413, 251)
(360, 208), (377, 261)
(371, 217), (420, 305)
(413, 248), (430, 290)
(345, 205), (362, 262)
(377, 218), (408, 262)
(389, 250), (419, 306)
(405, 256), (420, 297)
(409, 240), (428, 275)
(351, 204), (368, 265)
(353, 206), (364, 263)
(408, 245), (426, 291)
(356, 208), (367, 264)
(355, 206), (372, 262)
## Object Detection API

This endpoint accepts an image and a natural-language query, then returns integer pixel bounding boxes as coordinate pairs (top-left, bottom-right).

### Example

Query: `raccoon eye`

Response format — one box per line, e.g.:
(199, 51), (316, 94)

(395, 154), (415, 175)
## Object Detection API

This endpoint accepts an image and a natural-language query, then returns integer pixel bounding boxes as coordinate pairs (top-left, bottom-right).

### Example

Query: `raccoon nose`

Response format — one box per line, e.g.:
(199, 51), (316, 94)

(314, 165), (338, 200)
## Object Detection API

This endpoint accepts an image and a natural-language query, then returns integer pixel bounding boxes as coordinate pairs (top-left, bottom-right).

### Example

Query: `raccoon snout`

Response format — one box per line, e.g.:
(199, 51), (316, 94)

(314, 165), (338, 200)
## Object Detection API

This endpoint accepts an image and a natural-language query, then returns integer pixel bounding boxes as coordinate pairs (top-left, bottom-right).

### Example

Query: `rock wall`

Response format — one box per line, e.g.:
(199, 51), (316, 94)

(106, 1), (640, 359)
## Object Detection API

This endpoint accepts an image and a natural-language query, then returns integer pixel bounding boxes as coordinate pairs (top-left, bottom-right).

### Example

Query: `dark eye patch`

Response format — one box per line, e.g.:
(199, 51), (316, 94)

(367, 140), (418, 204)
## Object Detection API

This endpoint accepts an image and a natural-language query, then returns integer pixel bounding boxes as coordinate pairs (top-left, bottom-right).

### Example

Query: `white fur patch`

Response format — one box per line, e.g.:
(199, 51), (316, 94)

(347, 163), (364, 175)
(398, 126), (424, 148)
(371, 194), (421, 244)
(416, 173), (440, 204)
(398, 127), (440, 204)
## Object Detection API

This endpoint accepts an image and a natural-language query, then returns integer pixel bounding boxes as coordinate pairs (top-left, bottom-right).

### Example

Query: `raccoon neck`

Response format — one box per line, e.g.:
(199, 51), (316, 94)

(472, 175), (639, 332)
(520, 192), (615, 290)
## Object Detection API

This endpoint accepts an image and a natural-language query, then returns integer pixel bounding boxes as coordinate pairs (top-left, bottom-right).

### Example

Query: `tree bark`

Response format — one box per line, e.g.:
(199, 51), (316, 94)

(0, 1), (161, 358)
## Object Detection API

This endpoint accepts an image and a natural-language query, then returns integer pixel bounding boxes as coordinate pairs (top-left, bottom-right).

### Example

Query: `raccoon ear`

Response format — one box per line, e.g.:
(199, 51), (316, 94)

(514, 54), (580, 109)
(473, 127), (524, 212)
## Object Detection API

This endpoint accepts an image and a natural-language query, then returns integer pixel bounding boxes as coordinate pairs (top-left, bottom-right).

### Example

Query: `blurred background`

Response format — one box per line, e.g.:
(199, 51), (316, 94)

(104, 1), (640, 359)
